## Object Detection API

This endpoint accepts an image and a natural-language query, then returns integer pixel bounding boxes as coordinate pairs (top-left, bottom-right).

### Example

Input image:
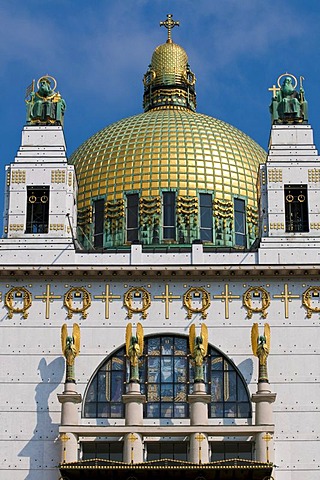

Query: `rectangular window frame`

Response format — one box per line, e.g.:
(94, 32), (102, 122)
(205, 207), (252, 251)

(199, 192), (213, 242)
(25, 186), (50, 234)
(234, 197), (247, 247)
(211, 441), (253, 461)
(162, 191), (176, 241)
(82, 441), (123, 461)
(284, 184), (309, 233)
(93, 198), (105, 248)
(126, 192), (139, 243)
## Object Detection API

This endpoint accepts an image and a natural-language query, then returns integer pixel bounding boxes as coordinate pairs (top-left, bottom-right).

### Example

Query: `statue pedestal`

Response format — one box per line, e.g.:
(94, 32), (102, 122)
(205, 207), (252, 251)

(122, 382), (146, 463)
(188, 383), (210, 463)
(57, 382), (82, 464)
(188, 382), (211, 426)
(251, 382), (277, 463)
(122, 382), (146, 426)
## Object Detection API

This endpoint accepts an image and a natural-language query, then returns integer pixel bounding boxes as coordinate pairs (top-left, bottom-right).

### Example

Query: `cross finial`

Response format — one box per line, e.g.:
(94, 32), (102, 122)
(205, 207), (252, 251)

(160, 14), (179, 43)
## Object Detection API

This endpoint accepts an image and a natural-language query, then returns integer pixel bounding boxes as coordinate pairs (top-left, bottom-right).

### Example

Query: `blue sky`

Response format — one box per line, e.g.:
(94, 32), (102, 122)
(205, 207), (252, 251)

(1, 0), (320, 221)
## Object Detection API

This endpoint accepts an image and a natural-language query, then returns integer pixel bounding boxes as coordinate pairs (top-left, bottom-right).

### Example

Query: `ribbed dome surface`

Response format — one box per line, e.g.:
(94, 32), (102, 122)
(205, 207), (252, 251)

(70, 109), (266, 211)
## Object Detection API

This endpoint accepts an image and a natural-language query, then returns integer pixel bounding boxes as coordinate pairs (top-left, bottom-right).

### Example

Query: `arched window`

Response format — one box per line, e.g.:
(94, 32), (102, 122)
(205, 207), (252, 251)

(83, 335), (251, 419)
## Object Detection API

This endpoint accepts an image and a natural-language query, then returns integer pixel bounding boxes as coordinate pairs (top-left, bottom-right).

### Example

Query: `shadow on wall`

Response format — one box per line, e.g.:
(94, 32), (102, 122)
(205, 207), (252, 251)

(19, 357), (65, 479)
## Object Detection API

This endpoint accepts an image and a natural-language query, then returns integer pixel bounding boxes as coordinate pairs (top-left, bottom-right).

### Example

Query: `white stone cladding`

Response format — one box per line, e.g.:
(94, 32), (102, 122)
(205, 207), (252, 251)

(3, 126), (77, 240)
(0, 267), (319, 479)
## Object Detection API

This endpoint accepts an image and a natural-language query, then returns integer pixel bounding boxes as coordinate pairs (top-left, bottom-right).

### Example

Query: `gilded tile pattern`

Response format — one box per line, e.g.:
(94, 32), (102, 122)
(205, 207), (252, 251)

(70, 110), (266, 212)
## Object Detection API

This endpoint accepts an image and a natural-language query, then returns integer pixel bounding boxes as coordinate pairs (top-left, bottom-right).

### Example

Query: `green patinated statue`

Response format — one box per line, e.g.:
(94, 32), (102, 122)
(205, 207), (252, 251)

(61, 323), (80, 383)
(269, 73), (308, 124)
(189, 323), (208, 383)
(251, 323), (270, 383)
(26, 75), (66, 125)
(126, 322), (144, 382)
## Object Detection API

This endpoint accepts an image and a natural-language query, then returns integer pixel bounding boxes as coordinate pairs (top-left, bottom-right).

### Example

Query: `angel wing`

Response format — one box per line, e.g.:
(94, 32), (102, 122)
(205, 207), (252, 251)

(264, 323), (270, 352)
(61, 323), (68, 355)
(201, 323), (208, 356)
(126, 323), (132, 356)
(251, 323), (259, 357)
(72, 323), (81, 356)
(136, 322), (144, 355)
(189, 324), (196, 357)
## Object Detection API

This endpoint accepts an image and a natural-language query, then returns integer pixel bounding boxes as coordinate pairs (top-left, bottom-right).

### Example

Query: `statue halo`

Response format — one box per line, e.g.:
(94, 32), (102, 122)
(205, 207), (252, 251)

(37, 75), (57, 92)
(277, 73), (297, 89)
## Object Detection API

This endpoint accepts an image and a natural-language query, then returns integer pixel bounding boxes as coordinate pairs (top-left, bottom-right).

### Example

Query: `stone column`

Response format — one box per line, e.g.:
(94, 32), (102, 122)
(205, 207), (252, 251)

(57, 382), (82, 463)
(251, 382), (276, 463)
(188, 382), (211, 463)
(122, 382), (146, 463)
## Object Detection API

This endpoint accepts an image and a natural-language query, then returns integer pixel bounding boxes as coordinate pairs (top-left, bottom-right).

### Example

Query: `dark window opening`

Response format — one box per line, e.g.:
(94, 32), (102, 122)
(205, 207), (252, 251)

(94, 199), (104, 248)
(200, 193), (213, 242)
(82, 441), (123, 461)
(285, 185), (309, 232)
(163, 192), (176, 240)
(234, 198), (246, 247)
(26, 186), (50, 233)
(126, 193), (139, 242)
(211, 442), (253, 461)
(147, 442), (188, 461)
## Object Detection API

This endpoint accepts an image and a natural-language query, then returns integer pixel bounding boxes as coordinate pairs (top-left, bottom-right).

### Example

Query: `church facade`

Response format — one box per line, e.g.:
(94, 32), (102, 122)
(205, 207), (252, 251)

(0, 15), (319, 480)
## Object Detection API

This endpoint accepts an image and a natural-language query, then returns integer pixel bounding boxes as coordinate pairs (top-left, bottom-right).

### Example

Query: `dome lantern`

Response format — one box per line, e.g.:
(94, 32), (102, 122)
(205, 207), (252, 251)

(143, 14), (196, 112)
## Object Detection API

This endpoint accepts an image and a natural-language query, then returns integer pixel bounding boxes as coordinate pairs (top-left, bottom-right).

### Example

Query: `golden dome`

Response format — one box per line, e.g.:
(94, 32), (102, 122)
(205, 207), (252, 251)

(69, 15), (266, 249)
(70, 108), (266, 211)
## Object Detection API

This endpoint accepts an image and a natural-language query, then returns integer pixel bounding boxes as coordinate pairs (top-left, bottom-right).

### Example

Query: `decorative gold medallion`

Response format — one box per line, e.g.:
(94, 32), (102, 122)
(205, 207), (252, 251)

(302, 286), (320, 318)
(183, 287), (210, 319)
(5, 287), (32, 319)
(243, 286), (270, 319)
(124, 287), (151, 319)
(64, 287), (91, 319)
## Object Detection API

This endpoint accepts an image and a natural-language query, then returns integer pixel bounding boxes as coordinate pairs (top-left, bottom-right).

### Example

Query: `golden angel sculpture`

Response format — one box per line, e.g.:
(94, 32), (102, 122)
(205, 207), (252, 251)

(251, 323), (270, 383)
(61, 323), (80, 383)
(189, 323), (208, 382)
(126, 322), (144, 382)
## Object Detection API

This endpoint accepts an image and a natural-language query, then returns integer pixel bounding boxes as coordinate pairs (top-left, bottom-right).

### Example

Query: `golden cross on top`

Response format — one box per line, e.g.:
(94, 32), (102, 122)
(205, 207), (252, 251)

(94, 284), (121, 319)
(273, 283), (299, 319)
(35, 284), (62, 319)
(160, 14), (179, 43)
(213, 284), (240, 319)
(154, 284), (181, 319)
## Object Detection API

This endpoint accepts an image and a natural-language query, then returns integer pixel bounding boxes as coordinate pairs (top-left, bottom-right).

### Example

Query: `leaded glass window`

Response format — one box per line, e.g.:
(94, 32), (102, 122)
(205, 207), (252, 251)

(234, 198), (246, 247)
(163, 192), (176, 240)
(211, 442), (253, 461)
(83, 335), (251, 419)
(93, 198), (104, 248)
(82, 441), (123, 461)
(126, 193), (139, 242)
(199, 193), (213, 242)
(147, 442), (188, 461)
